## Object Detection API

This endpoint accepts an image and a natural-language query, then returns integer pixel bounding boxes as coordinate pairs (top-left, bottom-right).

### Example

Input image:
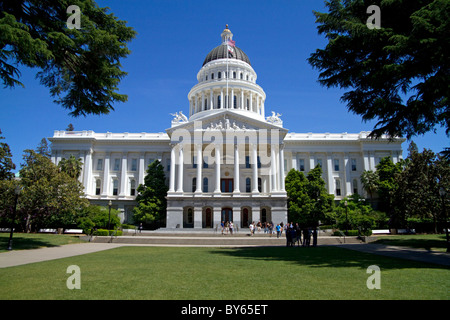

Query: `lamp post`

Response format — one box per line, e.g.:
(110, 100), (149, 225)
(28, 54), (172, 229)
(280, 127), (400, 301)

(7, 185), (22, 251)
(439, 187), (448, 253)
(108, 200), (112, 234)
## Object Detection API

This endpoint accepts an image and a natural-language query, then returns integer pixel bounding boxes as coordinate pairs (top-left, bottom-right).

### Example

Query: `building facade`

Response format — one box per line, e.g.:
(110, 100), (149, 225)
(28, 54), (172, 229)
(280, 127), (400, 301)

(49, 26), (404, 229)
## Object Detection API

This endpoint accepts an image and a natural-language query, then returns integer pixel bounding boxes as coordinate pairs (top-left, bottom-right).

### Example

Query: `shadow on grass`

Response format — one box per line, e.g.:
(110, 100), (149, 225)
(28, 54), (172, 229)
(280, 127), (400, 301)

(209, 246), (448, 271)
(374, 235), (447, 251)
(0, 233), (82, 252)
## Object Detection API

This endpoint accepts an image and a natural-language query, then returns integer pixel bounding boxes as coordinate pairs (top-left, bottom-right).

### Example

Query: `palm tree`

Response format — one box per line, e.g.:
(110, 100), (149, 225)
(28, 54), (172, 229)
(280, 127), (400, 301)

(58, 155), (83, 179)
(360, 170), (379, 200)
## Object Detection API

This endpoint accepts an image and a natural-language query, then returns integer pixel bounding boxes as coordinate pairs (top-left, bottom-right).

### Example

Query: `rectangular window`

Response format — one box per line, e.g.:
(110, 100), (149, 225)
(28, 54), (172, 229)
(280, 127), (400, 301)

(131, 158), (137, 171)
(335, 179), (341, 196)
(97, 159), (103, 171)
(166, 159), (170, 171)
(203, 177), (208, 192)
(334, 159), (340, 171)
(316, 159), (322, 168)
(351, 158), (357, 171)
(299, 159), (305, 171)
(113, 180), (118, 196)
(95, 179), (101, 195)
(148, 158), (155, 166)
(114, 159), (120, 171)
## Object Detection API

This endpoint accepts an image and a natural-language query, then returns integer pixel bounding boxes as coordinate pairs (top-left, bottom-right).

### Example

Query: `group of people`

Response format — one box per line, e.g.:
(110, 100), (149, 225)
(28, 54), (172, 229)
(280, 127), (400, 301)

(248, 220), (318, 247)
(221, 221), (235, 235)
(284, 222), (318, 247)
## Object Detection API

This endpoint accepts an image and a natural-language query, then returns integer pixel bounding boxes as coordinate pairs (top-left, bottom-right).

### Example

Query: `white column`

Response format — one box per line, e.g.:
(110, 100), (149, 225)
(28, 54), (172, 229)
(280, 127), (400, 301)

(195, 144), (202, 194)
(326, 152), (333, 194)
(251, 143), (258, 193)
(119, 153), (127, 196)
(102, 152), (110, 196)
(220, 89), (224, 109)
(240, 90), (244, 109)
(210, 90), (214, 110)
(201, 91), (205, 111)
(84, 149), (93, 195)
(139, 152), (145, 186)
(214, 144), (221, 193)
(169, 145), (176, 192)
(234, 144), (240, 193)
(279, 144), (285, 191)
(249, 91), (253, 112)
(177, 145), (184, 193)
(271, 145), (277, 191)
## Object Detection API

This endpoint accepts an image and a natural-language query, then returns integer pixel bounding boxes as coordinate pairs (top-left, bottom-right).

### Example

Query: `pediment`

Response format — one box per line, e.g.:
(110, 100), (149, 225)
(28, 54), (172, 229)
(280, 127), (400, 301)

(166, 110), (288, 136)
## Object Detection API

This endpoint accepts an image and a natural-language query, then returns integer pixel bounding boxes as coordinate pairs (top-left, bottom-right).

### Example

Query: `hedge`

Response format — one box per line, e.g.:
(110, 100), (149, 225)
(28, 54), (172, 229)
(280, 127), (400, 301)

(88, 229), (123, 236)
(333, 230), (372, 237)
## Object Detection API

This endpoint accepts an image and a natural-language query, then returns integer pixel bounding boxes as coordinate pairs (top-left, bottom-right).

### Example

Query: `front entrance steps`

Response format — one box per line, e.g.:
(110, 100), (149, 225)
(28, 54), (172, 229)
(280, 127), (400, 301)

(86, 231), (369, 246)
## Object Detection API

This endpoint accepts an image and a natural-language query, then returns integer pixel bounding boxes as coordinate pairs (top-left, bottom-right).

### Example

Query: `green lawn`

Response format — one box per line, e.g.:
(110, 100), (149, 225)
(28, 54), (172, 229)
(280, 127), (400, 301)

(0, 233), (85, 252)
(1, 246), (448, 300)
(374, 234), (448, 252)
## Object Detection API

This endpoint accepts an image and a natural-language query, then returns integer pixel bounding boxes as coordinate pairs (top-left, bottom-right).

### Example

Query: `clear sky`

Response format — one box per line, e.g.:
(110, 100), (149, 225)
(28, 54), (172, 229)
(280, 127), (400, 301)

(1, 0), (448, 172)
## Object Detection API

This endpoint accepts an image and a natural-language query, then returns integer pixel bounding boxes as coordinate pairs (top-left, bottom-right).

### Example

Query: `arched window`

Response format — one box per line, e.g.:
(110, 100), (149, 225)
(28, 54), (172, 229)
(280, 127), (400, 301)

(246, 177), (251, 193)
(261, 208), (267, 223)
(258, 178), (262, 192)
(233, 95), (237, 108)
(187, 208), (193, 224)
(203, 177), (208, 192)
(211, 73), (214, 80)
(192, 177), (197, 192)
(233, 71), (236, 78)
(218, 71), (221, 79)
(217, 95), (221, 108)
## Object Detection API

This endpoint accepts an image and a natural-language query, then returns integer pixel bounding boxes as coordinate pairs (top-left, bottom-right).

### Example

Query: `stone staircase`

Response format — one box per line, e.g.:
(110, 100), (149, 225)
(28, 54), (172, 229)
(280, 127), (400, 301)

(86, 230), (367, 246)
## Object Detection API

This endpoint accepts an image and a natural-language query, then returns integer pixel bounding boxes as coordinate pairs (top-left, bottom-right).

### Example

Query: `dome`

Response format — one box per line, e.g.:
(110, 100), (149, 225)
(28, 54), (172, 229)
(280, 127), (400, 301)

(202, 25), (251, 66)
(202, 44), (251, 66)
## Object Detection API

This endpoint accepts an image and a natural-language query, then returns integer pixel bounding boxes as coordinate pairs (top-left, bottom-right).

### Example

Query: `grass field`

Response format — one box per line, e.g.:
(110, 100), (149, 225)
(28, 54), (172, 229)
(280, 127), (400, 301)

(1, 245), (448, 300)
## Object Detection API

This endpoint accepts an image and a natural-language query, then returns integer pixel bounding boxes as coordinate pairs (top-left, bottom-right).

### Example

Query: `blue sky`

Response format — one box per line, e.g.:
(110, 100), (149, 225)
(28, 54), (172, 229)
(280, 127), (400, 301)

(1, 0), (448, 172)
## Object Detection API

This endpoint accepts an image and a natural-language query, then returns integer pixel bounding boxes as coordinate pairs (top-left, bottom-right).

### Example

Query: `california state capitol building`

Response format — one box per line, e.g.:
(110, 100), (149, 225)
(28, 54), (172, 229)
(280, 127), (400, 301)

(49, 26), (404, 230)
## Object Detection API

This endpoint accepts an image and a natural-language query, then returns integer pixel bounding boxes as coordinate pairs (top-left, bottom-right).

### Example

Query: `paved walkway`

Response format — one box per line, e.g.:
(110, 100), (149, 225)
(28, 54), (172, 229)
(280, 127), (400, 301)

(336, 243), (450, 267)
(1, 240), (449, 269)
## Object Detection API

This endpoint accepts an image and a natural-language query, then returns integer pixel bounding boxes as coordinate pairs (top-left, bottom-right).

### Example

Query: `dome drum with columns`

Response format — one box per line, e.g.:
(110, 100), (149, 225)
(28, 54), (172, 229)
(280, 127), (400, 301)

(48, 25), (404, 229)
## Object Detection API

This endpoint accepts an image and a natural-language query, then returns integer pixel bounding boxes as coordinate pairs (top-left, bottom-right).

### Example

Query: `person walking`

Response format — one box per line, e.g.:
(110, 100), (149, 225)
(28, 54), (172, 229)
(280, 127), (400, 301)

(221, 221), (225, 235)
(249, 222), (254, 236)
(295, 223), (302, 246)
(276, 224), (281, 238)
(229, 221), (234, 235)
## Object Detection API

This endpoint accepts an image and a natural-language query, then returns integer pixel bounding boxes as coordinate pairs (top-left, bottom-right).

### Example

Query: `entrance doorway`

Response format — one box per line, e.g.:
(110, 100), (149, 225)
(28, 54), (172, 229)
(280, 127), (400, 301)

(221, 179), (233, 193)
(221, 207), (233, 222)
(205, 208), (212, 228)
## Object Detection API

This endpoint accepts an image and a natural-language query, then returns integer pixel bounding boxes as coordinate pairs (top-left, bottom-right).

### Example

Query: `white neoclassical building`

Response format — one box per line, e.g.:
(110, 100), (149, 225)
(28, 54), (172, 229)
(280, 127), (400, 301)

(49, 26), (404, 229)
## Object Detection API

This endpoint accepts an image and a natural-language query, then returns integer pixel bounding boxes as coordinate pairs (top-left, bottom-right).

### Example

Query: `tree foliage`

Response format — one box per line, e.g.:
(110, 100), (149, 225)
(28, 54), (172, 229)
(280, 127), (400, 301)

(132, 160), (168, 226)
(0, 0), (136, 116)
(308, 0), (449, 139)
(285, 166), (334, 227)
(58, 155), (83, 179)
(10, 150), (88, 231)
(0, 129), (15, 180)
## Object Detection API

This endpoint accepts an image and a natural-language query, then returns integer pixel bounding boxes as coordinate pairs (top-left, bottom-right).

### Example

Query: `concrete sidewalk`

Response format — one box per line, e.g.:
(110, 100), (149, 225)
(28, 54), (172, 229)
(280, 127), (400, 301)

(336, 243), (450, 267)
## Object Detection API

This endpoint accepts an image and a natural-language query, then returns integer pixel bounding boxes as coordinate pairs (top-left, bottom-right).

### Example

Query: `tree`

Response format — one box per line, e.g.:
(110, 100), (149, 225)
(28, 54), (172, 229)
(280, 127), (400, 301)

(393, 146), (450, 232)
(133, 160), (168, 227)
(360, 170), (379, 200)
(58, 155), (83, 179)
(77, 205), (120, 233)
(375, 157), (405, 228)
(0, 129), (15, 180)
(285, 166), (334, 227)
(0, 0), (136, 116)
(308, 0), (449, 139)
(15, 150), (88, 231)
(36, 138), (51, 158)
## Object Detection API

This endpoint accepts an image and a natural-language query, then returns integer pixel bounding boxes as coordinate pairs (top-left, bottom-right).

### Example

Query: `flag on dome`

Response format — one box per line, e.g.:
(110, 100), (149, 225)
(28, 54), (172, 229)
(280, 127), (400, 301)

(227, 40), (235, 57)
